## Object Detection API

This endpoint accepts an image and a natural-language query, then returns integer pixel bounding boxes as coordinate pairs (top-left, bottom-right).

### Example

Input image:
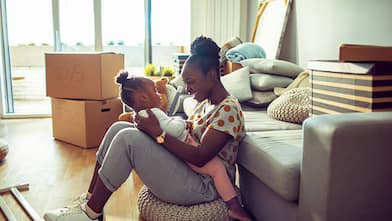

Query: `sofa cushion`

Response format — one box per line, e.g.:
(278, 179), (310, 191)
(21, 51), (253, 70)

(250, 73), (293, 91)
(240, 58), (305, 78)
(243, 91), (277, 108)
(237, 130), (303, 201)
(243, 109), (301, 132)
(221, 67), (252, 102)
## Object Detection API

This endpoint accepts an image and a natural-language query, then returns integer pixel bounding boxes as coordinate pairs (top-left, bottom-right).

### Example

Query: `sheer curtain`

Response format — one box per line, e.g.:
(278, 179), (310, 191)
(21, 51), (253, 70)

(190, 0), (248, 45)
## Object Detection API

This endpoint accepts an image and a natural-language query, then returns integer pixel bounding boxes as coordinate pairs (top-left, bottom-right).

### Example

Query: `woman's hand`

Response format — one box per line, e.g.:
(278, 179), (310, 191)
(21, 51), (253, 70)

(135, 109), (162, 138)
(185, 120), (193, 133)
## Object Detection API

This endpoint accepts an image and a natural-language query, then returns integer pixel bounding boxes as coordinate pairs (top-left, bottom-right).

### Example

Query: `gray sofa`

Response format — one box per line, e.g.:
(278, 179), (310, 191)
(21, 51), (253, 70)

(238, 108), (392, 221)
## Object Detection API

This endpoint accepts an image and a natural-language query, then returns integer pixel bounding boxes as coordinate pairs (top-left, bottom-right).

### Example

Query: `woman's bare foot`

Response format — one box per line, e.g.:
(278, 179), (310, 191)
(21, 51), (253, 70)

(228, 207), (253, 221)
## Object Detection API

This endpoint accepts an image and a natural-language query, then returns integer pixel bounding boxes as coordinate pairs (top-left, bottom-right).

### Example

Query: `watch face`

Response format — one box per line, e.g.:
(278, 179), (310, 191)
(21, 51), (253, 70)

(156, 136), (164, 144)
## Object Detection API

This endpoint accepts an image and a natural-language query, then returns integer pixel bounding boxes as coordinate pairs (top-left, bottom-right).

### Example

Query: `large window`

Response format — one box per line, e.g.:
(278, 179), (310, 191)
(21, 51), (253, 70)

(0, 0), (190, 117)
(7, 0), (53, 46)
(59, 0), (95, 51)
(102, 0), (145, 73)
(151, 0), (190, 47)
(151, 0), (190, 66)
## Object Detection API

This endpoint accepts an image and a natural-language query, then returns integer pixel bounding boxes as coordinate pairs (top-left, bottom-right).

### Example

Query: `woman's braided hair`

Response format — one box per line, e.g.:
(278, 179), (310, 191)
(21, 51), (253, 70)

(187, 36), (220, 76)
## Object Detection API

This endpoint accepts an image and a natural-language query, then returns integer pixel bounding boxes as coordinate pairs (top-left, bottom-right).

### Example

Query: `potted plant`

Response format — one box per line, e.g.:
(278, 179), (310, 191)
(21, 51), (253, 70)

(144, 64), (158, 77)
(160, 65), (176, 79)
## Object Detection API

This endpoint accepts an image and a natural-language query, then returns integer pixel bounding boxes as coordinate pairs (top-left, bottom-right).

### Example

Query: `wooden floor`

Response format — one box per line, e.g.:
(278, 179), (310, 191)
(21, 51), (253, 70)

(0, 118), (144, 221)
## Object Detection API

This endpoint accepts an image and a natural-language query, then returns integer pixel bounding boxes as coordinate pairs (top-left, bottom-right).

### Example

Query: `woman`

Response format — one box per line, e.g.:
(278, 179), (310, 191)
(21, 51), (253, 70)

(44, 36), (251, 221)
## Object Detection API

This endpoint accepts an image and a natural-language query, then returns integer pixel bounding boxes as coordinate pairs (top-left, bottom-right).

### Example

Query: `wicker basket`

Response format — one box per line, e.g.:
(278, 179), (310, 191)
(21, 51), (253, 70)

(137, 185), (230, 221)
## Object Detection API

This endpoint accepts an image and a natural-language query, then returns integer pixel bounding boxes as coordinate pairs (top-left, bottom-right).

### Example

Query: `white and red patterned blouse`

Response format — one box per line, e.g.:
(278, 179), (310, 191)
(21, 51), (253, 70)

(188, 96), (246, 182)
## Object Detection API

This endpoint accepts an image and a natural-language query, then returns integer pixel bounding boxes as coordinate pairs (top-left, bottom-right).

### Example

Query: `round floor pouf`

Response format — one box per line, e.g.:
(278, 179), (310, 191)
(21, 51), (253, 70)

(0, 139), (9, 161)
(137, 185), (230, 221)
(267, 87), (310, 124)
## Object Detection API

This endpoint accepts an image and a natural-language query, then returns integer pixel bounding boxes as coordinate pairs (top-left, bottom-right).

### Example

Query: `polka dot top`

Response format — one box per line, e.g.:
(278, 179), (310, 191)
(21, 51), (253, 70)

(188, 96), (246, 182)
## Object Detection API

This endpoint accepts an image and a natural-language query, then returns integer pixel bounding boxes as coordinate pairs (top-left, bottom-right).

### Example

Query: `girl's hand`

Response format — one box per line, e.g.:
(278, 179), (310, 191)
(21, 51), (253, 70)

(135, 109), (162, 138)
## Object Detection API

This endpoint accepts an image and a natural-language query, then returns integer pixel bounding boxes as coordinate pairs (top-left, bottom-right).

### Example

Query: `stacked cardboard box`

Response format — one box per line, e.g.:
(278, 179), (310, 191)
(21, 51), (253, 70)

(46, 52), (124, 148)
(308, 51), (392, 115)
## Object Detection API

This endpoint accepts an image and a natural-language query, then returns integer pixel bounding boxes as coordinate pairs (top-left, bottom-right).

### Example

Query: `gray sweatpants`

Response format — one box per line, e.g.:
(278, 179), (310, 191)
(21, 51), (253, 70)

(96, 122), (218, 205)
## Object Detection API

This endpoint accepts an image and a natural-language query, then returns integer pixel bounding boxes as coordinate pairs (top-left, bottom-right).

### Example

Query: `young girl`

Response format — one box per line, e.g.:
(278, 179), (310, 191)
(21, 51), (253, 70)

(116, 71), (251, 221)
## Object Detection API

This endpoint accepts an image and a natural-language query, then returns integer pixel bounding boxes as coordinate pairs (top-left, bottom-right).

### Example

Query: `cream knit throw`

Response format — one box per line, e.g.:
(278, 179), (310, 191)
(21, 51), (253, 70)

(274, 70), (309, 96)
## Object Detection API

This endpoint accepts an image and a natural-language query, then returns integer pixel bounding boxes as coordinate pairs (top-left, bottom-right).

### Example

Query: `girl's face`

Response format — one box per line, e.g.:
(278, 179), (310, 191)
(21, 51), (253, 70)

(138, 78), (161, 109)
(182, 63), (212, 102)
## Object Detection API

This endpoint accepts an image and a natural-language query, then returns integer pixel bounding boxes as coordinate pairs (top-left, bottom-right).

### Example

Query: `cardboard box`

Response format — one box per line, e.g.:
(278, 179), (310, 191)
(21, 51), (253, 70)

(46, 52), (124, 100)
(51, 97), (123, 148)
(308, 60), (392, 115)
(339, 44), (392, 62)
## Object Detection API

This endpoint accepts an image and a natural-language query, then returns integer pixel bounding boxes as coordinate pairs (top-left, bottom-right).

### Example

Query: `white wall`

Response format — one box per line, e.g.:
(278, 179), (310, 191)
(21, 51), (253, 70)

(249, 0), (392, 68)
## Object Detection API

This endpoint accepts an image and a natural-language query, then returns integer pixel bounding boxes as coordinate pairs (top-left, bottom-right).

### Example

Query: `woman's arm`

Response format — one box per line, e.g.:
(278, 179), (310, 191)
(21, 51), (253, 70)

(136, 109), (231, 167)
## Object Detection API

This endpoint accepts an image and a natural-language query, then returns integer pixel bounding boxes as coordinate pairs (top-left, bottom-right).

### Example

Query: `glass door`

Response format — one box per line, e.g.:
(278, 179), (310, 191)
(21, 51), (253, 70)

(0, 0), (53, 116)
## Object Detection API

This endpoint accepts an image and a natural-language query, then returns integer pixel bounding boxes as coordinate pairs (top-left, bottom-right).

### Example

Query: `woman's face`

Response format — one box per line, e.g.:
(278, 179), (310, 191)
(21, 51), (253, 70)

(182, 63), (211, 102)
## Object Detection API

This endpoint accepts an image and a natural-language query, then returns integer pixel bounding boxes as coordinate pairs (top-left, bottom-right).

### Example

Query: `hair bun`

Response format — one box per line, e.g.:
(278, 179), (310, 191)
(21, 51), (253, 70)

(190, 36), (220, 59)
(115, 70), (129, 84)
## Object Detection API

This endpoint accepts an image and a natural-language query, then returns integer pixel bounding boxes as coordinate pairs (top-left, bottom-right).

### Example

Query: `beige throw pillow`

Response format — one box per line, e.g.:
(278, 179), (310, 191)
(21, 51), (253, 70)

(250, 73), (293, 91)
(221, 67), (252, 102)
(240, 58), (305, 78)
(244, 91), (277, 108)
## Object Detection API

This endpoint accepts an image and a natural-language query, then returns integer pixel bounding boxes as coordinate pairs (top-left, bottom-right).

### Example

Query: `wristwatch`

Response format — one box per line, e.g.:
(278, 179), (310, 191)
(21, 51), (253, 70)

(156, 131), (166, 144)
